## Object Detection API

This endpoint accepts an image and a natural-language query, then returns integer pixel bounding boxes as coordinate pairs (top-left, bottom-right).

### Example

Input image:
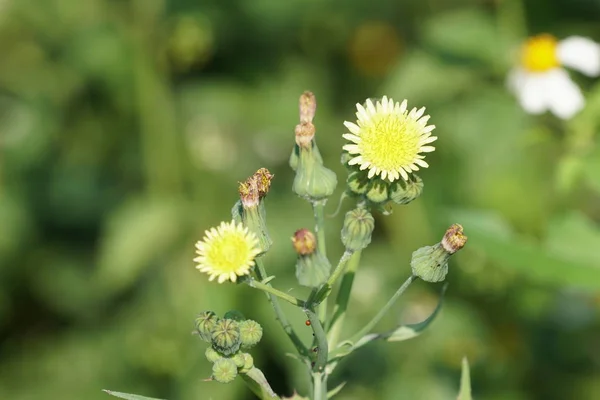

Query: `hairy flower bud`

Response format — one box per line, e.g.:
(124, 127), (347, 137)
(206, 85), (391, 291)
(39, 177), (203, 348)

(239, 319), (263, 349)
(346, 171), (370, 196)
(341, 208), (375, 252)
(205, 347), (222, 363)
(212, 358), (238, 383)
(195, 311), (219, 342)
(211, 319), (242, 356)
(295, 122), (316, 148)
(390, 175), (423, 205)
(411, 224), (467, 283)
(299, 91), (317, 124)
(232, 352), (247, 368)
(295, 247), (331, 288)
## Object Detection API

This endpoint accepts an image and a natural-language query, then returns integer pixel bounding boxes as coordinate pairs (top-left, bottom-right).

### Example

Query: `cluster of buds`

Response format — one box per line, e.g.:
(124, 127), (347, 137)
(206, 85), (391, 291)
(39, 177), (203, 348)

(195, 310), (263, 383)
(290, 91), (337, 201)
(292, 229), (331, 287)
(342, 152), (424, 210)
(232, 168), (275, 255)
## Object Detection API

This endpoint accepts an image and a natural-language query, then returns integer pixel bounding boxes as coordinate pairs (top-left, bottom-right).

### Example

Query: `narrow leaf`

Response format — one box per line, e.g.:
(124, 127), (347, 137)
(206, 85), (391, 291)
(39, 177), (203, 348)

(327, 381), (347, 398)
(457, 357), (472, 400)
(103, 390), (166, 400)
(384, 283), (447, 342)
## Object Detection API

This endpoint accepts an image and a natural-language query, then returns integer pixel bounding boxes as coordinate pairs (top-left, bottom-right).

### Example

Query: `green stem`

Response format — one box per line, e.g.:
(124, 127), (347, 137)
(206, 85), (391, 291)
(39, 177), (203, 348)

(246, 278), (305, 307)
(346, 275), (416, 345)
(327, 250), (362, 349)
(309, 251), (353, 306)
(240, 367), (280, 399)
(305, 308), (328, 372)
(253, 259), (309, 357)
(312, 371), (327, 400)
(312, 200), (328, 325)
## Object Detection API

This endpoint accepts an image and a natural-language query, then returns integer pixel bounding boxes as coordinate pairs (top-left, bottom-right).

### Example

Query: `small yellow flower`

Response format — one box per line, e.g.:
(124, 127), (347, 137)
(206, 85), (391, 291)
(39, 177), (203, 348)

(194, 221), (261, 283)
(342, 96), (436, 182)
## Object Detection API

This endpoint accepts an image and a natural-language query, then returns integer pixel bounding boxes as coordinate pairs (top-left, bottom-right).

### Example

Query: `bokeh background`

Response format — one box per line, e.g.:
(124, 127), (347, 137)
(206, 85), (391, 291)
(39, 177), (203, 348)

(2, 0), (600, 399)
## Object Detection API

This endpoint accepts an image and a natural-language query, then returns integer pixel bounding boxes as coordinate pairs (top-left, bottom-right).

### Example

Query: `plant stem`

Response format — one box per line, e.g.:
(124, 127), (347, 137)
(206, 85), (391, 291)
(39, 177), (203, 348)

(326, 250), (362, 350)
(241, 367), (281, 399)
(312, 200), (328, 325)
(347, 275), (416, 344)
(253, 259), (309, 357)
(246, 278), (305, 307)
(305, 307), (328, 399)
(309, 251), (353, 307)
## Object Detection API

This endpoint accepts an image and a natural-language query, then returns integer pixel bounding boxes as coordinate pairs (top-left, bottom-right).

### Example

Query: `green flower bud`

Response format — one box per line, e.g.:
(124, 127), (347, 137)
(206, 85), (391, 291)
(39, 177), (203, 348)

(205, 347), (222, 363)
(212, 358), (238, 383)
(239, 353), (254, 374)
(390, 175), (423, 205)
(239, 319), (263, 349)
(223, 310), (246, 322)
(232, 169), (274, 254)
(211, 319), (242, 356)
(232, 352), (246, 368)
(346, 171), (370, 196)
(365, 179), (389, 204)
(293, 229), (331, 287)
(195, 311), (219, 342)
(292, 146), (337, 201)
(411, 224), (467, 282)
(341, 208), (375, 252)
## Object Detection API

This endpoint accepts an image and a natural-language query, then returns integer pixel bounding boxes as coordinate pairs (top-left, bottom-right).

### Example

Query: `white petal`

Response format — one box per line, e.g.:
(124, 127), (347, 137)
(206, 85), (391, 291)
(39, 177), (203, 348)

(414, 107), (426, 119)
(420, 146), (436, 152)
(399, 99), (407, 113)
(381, 170), (388, 180)
(343, 121), (361, 134)
(420, 136), (438, 145)
(343, 144), (360, 153)
(367, 168), (377, 178)
(399, 168), (409, 181)
(414, 159), (429, 168)
(423, 125), (435, 133)
(557, 36), (600, 77)
(366, 99), (376, 115)
(511, 69), (552, 115)
(544, 69), (585, 119)
(342, 133), (360, 142)
(356, 103), (368, 121)
(348, 156), (362, 165)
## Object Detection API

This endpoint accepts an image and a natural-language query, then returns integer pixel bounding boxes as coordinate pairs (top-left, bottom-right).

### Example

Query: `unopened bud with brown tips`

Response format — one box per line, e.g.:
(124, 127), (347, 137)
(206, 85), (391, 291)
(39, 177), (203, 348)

(299, 91), (317, 123)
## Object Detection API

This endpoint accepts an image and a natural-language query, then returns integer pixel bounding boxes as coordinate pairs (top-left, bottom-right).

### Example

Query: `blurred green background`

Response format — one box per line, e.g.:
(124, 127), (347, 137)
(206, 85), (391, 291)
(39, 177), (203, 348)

(2, 0), (600, 399)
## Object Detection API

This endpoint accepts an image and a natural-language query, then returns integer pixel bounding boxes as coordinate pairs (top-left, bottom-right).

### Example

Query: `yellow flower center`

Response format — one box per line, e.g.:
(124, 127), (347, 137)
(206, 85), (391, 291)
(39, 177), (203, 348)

(205, 233), (253, 273)
(358, 113), (422, 172)
(521, 34), (559, 72)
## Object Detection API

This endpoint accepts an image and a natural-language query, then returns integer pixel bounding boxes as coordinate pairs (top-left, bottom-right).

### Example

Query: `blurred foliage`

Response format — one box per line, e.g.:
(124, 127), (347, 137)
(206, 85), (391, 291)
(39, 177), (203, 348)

(2, 0), (600, 399)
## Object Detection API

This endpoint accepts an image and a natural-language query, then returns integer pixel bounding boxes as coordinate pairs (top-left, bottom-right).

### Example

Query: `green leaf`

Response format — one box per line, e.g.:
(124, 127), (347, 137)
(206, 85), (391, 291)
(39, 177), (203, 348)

(457, 357), (472, 400)
(102, 390), (166, 400)
(451, 209), (600, 290)
(327, 381), (346, 398)
(384, 283), (447, 342)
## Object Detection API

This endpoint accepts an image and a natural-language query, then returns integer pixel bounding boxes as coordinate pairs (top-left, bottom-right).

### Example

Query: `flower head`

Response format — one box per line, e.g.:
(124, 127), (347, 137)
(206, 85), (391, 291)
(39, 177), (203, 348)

(343, 96), (436, 182)
(508, 34), (600, 119)
(194, 221), (261, 283)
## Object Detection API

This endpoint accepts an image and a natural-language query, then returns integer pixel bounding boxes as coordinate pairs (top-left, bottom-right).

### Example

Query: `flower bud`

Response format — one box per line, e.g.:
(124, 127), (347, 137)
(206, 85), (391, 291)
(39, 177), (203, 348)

(411, 224), (467, 283)
(299, 91), (317, 124)
(212, 358), (238, 383)
(346, 171), (370, 196)
(195, 311), (220, 342)
(341, 208), (375, 252)
(239, 353), (254, 374)
(232, 352), (247, 368)
(211, 319), (242, 356)
(232, 169), (273, 254)
(292, 228), (317, 256)
(239, 319), (263, 349)
(365, 180), (389, 204)
(295, 248), (331, 288)
(205, 347), (222, 363)
(292, 147), (337, 201)
(223, 310), (246, 322)
(390, 175), (423, 205)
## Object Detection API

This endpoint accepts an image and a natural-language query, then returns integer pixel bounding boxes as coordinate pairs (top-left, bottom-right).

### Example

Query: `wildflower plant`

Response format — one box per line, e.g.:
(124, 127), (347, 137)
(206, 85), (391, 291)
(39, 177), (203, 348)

(105, 92), (467, 400)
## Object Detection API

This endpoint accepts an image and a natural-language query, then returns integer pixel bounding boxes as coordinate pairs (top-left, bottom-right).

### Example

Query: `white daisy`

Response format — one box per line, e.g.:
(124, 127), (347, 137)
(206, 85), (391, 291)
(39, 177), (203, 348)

(508, 34), (600, 119)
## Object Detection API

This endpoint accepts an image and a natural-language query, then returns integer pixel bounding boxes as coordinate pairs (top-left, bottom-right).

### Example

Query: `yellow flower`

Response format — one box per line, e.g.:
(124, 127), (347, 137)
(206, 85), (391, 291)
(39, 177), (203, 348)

(342, 96), (436, 182)
(194, 221), (261, 283)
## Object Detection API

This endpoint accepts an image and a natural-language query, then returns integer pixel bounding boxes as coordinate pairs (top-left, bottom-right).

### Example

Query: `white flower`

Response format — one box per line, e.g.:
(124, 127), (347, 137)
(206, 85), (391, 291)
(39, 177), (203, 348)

(508, 34), (600, 119)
